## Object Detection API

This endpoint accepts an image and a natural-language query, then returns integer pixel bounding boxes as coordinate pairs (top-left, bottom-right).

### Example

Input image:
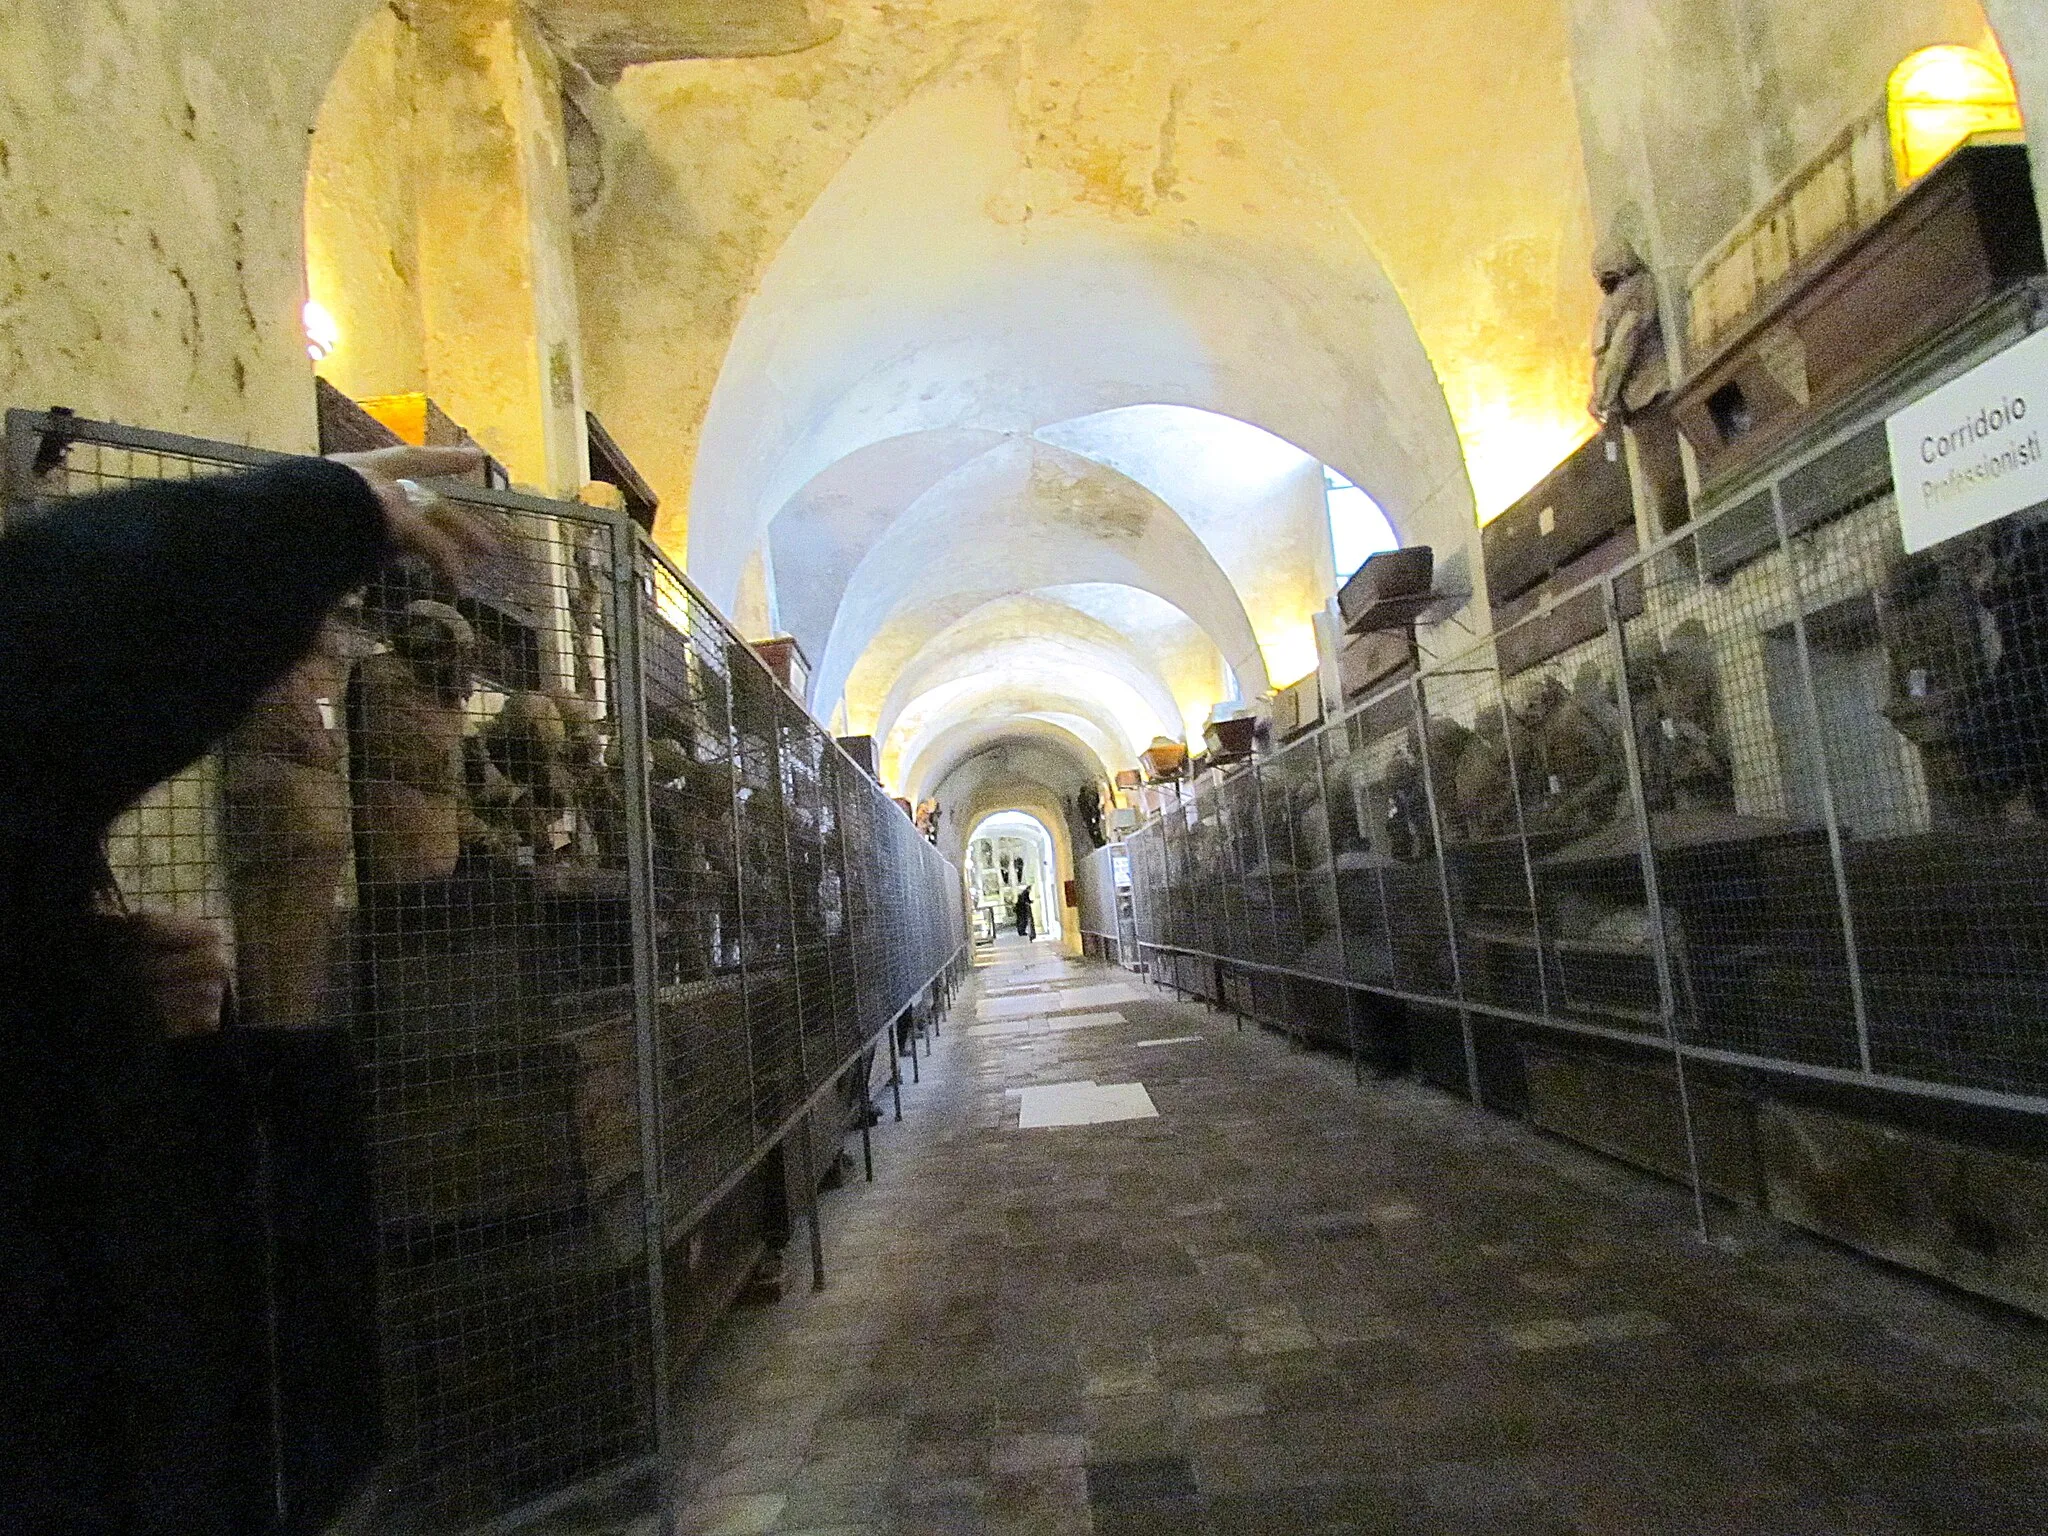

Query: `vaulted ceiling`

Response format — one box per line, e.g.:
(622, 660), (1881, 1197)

(311, 0), (1607, 821)
(568, 0), (1602, 809)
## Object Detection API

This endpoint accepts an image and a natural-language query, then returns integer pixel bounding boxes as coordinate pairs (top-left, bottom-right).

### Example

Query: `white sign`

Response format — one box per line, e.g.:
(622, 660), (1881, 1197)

(1889, 326), (2048, 553)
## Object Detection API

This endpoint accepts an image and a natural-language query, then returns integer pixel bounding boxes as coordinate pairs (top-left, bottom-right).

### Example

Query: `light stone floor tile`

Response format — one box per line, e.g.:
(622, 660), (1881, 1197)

(1014, 1079), (1159, 1128)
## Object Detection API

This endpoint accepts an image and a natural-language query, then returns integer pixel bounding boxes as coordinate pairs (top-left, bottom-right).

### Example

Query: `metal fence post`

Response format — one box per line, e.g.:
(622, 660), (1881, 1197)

(1770, 486), (1876, 1076)
(1411, 674), (1483, 1105)
(612, 525), (674, 1488)
(1493, 671), (1553, 1020)
(797, 1112), (827, 1293)
(1602, 576), (1712, 1242)
(1313, 742), (1362, 1083)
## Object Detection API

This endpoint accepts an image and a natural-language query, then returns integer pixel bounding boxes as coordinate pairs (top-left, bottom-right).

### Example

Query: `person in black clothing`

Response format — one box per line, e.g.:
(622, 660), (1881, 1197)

(0, 444), (492, 1535)
(1014, 885), (1035, 940)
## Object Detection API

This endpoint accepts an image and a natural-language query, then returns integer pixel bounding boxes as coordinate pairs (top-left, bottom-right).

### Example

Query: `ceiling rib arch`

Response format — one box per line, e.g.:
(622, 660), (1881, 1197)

(816, 434), (1268, 721)
(687, 75), (1474, 614)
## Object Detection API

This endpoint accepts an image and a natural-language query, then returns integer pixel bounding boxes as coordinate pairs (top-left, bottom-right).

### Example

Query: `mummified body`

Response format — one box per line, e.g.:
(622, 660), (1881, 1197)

(354, 601), (474, 884)
(222, 617), (362, 1027)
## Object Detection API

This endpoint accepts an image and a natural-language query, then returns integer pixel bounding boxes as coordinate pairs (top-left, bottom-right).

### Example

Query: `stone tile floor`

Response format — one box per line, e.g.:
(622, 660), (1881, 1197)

(667, 943), (2048, 1534)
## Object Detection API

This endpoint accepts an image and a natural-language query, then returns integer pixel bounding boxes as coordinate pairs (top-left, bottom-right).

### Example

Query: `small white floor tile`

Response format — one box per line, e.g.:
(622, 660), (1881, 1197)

(1016, 1079), (1159, 1129)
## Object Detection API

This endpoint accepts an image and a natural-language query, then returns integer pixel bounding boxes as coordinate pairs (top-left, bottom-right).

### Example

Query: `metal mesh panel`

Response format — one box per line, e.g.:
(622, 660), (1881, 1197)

(1128, 824), (1162, 951)
(2, 409), (968, 1534)
(1194, 779), (1228, 961)
(640, 559), (752, 1223)
(778, 698), (839, 1095)
(1267, 734), (1342, 979)
(1217, 769), (1261, 961)
(1322, 693), (1407, 988)
(1625, 520), (1861, 1068)
(353, 480), (655, 1525)
(1110, 409), (2048, 1133)
(1797, 492), (2048, 1095)
(728, 645), (801, 1133)
(1424, 646), (1550, 1021)
(1387, 684), (1460, 1000)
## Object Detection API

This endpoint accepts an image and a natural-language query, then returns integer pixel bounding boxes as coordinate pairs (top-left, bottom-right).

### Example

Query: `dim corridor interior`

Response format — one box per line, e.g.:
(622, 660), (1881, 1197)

(657, 949), (2048, 1536)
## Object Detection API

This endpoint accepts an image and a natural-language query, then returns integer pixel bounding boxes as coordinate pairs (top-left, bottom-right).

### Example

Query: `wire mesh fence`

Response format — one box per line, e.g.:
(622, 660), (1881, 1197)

(1102, 462), (2048, 1139)
(2, 409), (967, 1534)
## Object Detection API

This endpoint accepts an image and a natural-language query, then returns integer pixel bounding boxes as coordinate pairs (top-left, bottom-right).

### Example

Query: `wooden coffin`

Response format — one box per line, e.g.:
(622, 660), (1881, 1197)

(1272, 674), (1323, 740)
(750, 636), (810, 702)
(1672, 143), (2045, 491)
(1339, 628), (1416, 700)
(1203, 716), (1256, 762)
(1482, 434), (1636, 608)
(1140, 740), (1189, 781)
(1494, 531), (1644, 678)
(1338, 546), (1437, 632)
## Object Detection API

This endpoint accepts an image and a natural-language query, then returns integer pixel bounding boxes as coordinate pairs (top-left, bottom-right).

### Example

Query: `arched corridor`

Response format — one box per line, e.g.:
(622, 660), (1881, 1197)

(7, 0), (2048, 1532)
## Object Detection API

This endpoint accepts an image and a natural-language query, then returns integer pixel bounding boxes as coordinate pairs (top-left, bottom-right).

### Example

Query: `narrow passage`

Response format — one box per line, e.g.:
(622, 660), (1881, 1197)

(671, 944), (2048, 1535)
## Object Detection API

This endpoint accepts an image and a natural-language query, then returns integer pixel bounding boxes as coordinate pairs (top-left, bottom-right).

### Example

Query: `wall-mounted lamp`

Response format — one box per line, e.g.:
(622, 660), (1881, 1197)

(303, 299), (340, 363)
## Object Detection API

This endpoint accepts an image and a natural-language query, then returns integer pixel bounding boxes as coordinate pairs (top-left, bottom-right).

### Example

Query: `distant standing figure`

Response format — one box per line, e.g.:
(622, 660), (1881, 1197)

(1014, 886), (1036, 940)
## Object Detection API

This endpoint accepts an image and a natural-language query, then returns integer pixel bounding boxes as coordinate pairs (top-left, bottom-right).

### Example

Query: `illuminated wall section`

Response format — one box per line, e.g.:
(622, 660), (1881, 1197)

(1890, 42), (2023, 182)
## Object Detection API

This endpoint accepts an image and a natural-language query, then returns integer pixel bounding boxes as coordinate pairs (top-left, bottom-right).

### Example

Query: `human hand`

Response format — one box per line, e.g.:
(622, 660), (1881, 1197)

(328, 445), (503, 587)
(112, 911), (233, 1039)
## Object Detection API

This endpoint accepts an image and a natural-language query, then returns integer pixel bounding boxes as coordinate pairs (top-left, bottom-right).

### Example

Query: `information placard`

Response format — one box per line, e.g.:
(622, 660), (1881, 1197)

(1888, 326), (2048, 553)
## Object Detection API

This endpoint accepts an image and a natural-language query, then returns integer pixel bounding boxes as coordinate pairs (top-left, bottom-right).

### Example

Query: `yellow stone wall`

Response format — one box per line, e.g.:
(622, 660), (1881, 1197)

(309, 0), (591, 494)
(1568, 0), (2005, 376)
(1983, 0), (2048, 220)
(0, 0), (377, 447)
(305, 8), (429, 404)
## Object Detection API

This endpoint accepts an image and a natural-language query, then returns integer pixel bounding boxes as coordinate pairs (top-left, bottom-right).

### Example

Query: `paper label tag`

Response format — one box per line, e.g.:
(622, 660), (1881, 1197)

(316, 698), (338, 732)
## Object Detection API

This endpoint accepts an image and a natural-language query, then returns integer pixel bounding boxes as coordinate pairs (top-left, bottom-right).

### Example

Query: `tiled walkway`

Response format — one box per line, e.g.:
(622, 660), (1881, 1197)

(669, 942), (2048, 1534)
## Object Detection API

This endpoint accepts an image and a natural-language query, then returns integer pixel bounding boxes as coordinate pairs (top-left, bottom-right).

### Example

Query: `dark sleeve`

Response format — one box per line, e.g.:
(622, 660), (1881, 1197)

(0, 458), (390, 827)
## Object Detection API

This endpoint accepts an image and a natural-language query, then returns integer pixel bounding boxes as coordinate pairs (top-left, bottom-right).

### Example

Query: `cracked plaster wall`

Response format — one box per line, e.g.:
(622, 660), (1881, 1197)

(0, 0), (378, 446)
(308, 0), (591, 492)
(306, 7), (429, 403)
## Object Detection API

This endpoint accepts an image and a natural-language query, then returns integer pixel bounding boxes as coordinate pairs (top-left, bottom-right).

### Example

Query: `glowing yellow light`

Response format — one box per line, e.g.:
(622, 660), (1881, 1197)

(1464, 400), (1598, 525)
(1889, 45), (2022, 185)
(1262, 641), (1321, 696)
(303, 299), (341, 363)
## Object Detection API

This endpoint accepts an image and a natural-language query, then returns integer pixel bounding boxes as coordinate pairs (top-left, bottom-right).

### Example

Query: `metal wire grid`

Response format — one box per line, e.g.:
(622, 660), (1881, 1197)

(2, 422), (283, 946)
(1121, 467), (2048, 1124)
(3, 409), (968, 1533)
(1072, 836), (1120, 948)
(640, 559), (754, 1227)
(1785, 492), (2048, 1096)
(1622, 522), (1861, 1071)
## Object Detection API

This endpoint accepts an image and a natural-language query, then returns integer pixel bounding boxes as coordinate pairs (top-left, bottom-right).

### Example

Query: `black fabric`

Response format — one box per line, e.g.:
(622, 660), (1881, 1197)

(0, 459), (388, 1535)
(236, 1028), (382, 1535)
